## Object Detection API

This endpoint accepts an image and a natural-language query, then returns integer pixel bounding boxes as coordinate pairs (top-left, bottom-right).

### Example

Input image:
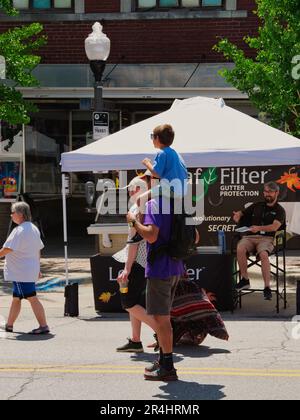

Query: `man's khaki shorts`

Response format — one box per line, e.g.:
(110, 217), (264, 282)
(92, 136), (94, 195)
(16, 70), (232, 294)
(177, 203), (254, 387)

(238, 235), (274, 256)
(146, 275), (181, 316)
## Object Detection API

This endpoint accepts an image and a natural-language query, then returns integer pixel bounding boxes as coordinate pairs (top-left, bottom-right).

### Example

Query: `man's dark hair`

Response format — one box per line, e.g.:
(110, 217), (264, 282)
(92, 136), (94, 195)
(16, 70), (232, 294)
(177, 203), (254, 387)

(264, 181), (280, 192)
(153, 124), (175, 146)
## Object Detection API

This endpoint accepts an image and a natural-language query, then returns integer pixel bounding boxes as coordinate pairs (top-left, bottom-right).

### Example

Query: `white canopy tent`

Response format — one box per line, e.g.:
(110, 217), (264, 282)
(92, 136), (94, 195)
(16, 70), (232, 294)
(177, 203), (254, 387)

(61, 96), (300, 172)
(60, 96), (300, 285)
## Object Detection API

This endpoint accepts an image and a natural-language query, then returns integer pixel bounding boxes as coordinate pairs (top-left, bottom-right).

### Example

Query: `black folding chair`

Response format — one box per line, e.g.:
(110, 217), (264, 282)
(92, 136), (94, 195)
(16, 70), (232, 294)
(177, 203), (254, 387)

(232, 222), (287, 314)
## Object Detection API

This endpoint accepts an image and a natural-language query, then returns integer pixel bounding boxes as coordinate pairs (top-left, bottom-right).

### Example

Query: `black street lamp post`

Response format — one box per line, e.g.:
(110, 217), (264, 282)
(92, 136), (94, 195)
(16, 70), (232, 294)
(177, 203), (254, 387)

(85, 22), (111, 114)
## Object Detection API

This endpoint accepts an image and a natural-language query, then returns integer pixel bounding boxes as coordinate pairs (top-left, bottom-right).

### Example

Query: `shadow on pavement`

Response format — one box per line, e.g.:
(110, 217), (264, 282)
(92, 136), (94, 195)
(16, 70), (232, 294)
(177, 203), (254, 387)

(7, 332), (55, 342)
(79, 315), (128, 322)
(174, 345), (231, 358)
(130, 353), (184, 365)
(154, 382), (225, 400)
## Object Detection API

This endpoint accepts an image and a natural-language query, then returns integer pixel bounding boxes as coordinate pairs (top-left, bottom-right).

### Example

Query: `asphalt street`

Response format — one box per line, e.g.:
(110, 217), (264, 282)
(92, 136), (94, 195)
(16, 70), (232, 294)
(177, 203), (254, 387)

(0, 284), (299, 401)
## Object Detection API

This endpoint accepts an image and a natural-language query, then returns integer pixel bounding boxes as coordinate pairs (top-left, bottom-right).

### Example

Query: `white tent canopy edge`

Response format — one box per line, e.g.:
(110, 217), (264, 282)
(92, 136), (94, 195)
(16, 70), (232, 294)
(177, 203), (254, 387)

(61, 96), (300, 172)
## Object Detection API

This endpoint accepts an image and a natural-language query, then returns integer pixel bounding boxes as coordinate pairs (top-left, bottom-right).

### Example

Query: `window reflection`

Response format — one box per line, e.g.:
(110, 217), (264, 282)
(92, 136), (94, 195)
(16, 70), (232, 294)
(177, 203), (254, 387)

(25, 111), (69, 194)
(13, 0), (72, 9)
(33, 0), (51, 8)
(137, 0), (222, 7)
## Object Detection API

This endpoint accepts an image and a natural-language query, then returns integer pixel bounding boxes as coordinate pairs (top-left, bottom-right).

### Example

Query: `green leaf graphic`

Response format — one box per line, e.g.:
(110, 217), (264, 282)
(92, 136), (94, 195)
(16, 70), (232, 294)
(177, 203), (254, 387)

(203, 168), (218, 186)
(193, 168), (218, 203)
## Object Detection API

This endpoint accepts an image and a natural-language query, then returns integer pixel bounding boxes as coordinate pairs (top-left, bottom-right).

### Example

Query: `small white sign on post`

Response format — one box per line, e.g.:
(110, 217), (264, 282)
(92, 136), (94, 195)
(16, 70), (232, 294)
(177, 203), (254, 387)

(0, 56), (6, 80)
(93, 112), (109, 141)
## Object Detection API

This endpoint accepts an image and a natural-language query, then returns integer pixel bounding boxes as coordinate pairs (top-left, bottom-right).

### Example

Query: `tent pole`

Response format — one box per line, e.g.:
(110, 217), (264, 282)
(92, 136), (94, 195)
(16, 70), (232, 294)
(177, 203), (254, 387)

(62, 173), (79, 317)
(62, 173), (69, 286)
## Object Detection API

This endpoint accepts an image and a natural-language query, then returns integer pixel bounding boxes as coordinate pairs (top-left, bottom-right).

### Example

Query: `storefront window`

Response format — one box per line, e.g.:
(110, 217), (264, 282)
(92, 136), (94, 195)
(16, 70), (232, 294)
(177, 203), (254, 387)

(25, 111), (69, 194)
(13, 0), (73, 10)
(136, 0), (222, 8)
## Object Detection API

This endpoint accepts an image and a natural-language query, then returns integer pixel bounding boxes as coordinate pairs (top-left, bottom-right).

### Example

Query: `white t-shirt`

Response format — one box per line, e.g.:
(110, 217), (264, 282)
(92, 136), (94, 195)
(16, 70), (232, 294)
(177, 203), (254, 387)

(3, 222), (44, 283)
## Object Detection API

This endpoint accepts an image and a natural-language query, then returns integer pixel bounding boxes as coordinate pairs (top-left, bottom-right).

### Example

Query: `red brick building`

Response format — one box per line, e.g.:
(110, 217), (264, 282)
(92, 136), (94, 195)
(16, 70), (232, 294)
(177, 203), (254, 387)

(0, 0), (260, 242)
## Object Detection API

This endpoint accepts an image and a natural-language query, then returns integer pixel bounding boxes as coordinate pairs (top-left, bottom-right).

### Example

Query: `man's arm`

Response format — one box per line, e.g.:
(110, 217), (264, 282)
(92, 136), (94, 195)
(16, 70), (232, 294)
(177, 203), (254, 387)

(233, 203), (255, 224)
(249, 220), (282, 234)
(127, 212), (159, 244)
(0, 247), (13, 258)
(134, 220), (159, 244)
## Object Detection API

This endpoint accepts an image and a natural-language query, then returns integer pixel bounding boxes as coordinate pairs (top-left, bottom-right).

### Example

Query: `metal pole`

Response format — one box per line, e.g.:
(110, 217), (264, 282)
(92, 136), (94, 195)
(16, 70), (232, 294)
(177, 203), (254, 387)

(62, 173), (69, 286)
(94, 81), (103, 112)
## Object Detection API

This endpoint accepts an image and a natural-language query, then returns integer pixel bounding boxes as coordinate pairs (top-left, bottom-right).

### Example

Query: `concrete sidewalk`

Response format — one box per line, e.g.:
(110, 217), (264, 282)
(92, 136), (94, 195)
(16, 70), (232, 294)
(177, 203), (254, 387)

(0, 282), (297, 319)
(0, 254), (299, 317)
(0, 258), (92, 294)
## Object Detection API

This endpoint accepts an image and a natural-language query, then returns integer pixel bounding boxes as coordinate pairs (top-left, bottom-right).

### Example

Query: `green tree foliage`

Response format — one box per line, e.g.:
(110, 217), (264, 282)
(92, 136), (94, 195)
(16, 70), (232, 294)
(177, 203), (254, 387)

(0, 0), (17, 16)
(214, 0), (300, 138)
(0, 1), (47, 124)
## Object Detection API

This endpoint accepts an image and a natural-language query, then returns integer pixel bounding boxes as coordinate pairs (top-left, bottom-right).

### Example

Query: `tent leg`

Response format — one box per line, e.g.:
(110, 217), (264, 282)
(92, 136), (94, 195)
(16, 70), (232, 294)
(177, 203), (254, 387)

(62, 173), (79, 317)
(62, 173), (69, 286)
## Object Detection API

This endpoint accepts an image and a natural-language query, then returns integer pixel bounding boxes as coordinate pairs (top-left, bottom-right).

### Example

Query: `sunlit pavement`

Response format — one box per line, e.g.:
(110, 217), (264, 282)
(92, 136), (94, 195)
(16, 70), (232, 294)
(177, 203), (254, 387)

(0, 284), (299, 400)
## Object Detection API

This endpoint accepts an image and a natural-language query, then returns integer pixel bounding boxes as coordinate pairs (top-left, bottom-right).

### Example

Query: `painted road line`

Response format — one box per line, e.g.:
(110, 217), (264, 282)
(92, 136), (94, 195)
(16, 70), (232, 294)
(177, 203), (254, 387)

(1, 364), (300, 373)
(0, 366), (300, 378)
(1, 365), (300, 373)
(0, 370), (299, 378)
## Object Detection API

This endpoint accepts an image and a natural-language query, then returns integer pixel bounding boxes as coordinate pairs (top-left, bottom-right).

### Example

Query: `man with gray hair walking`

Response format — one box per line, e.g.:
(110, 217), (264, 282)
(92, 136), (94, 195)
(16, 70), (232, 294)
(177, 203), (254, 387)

(233, 182), (286, 301)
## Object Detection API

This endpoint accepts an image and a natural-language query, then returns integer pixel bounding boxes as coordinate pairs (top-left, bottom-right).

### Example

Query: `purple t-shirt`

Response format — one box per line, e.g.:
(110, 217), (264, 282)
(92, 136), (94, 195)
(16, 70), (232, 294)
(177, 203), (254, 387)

(144, 198), (185, 279)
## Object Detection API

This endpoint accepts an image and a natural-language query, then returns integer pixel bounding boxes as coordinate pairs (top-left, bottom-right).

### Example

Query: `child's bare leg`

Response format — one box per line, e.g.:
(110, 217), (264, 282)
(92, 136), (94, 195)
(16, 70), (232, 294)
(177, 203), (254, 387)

(127, 190), (151, 244)
(137, 189), (151, 216)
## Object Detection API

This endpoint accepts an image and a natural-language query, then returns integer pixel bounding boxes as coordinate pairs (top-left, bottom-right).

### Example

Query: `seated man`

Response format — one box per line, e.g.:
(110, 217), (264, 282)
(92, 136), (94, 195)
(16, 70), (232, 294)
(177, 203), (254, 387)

(233, 181), (286, 301)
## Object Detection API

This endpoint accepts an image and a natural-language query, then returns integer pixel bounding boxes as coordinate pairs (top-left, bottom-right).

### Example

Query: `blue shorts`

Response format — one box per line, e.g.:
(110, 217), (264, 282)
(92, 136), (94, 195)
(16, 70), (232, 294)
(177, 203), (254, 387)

(13, 282), (37, 300)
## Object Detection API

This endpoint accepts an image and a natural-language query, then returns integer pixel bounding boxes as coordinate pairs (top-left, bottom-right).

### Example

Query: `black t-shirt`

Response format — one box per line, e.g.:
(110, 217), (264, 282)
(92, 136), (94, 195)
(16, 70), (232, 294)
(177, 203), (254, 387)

(242, 201), (286, 237)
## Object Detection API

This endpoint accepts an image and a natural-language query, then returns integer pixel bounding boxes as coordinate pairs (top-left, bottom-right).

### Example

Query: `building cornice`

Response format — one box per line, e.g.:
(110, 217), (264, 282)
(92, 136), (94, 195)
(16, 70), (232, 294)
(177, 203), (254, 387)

(19, 86), (248, 99)
(0, 10), (248, 22)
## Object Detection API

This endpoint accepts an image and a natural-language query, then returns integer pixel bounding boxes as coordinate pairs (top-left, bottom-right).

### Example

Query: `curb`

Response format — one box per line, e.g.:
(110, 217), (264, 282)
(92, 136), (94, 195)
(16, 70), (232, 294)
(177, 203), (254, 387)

(36, 276), (92, 292)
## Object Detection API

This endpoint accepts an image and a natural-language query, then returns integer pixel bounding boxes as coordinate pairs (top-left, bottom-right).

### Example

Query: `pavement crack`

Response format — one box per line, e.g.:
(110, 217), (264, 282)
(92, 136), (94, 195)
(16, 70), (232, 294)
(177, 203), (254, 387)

(7, 370), (36, 401)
